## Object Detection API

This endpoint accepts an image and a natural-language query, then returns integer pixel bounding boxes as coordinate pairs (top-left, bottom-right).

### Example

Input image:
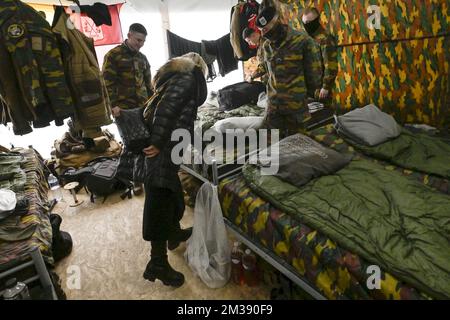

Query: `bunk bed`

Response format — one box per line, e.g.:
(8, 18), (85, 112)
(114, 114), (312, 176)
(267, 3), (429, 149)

(181, 121), (450, 300)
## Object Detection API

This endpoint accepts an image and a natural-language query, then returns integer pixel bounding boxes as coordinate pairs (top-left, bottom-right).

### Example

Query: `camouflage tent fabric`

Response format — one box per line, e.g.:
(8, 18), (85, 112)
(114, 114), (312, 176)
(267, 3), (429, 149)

(274, 0), (449, 128)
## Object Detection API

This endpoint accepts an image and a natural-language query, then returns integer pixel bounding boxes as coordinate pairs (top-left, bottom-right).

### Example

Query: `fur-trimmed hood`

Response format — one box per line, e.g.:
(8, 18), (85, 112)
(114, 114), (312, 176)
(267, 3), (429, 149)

(152, 53), (208, 89)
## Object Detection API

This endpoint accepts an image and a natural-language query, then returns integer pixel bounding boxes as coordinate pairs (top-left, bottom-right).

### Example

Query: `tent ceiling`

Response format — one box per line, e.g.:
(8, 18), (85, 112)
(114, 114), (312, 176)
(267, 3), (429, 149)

(23, 0), (239, 12)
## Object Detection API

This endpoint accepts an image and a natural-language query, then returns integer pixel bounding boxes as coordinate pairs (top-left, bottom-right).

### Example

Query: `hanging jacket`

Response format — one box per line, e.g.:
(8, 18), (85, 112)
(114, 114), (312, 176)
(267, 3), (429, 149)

(0, 0), (74, 135)
(230, 0), (259, 61)
(52, 8), (112, 131)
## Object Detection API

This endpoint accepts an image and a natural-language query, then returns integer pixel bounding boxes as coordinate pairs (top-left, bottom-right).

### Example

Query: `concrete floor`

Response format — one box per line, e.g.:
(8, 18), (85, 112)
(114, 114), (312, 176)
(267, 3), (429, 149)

(52, 189), (271, 300)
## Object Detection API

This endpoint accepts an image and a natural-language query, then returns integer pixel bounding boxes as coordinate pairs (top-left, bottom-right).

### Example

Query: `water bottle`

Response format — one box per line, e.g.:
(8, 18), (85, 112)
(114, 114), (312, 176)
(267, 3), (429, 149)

(47, 173), (62, 201)
(3, 278), (31, 300)
(242, 249), (259, 287)
(230, 242), (244, 285)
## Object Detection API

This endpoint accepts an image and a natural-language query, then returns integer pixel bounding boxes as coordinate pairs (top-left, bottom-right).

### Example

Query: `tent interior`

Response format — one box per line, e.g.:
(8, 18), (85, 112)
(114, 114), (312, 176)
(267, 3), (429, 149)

(0, 0), (449, 301)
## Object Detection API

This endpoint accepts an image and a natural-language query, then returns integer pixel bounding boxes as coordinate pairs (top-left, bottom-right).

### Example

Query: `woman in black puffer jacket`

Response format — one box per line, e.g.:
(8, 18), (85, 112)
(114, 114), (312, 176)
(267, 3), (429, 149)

(141, 52), (208, 288)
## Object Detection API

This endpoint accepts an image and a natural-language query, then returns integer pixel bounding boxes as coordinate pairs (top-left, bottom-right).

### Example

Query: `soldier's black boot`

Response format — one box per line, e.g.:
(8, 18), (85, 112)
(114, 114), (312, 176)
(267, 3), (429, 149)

(143, 241), (184, 288)
(168, 227), (193, 251)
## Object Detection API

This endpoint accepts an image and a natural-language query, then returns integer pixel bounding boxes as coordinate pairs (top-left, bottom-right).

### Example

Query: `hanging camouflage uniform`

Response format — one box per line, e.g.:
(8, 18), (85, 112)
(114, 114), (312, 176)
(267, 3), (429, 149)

(310, 26), (338, 98)
(0, 0), (74, 135)
(263, 27), (322, 136)
(102, 42), (153, 110)
(52, 8), (112, 137)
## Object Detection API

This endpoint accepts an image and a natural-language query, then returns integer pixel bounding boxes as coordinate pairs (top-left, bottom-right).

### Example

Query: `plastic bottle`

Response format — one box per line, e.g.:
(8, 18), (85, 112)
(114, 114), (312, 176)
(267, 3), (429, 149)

(230, 242), (244, 285)
(3, 278), (31, 300)
(242, 249), (259, 287)
(47, 173), (62, 201)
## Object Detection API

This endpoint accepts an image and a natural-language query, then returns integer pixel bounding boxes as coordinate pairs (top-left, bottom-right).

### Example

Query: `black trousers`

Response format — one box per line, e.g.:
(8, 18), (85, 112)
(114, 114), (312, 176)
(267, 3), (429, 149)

(142, 184), (185, 242)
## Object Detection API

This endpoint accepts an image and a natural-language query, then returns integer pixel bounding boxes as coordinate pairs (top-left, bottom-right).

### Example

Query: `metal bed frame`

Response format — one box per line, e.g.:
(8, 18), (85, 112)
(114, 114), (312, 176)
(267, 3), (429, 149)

(181, 151), (327, 300)
(0, 248), (58, 300)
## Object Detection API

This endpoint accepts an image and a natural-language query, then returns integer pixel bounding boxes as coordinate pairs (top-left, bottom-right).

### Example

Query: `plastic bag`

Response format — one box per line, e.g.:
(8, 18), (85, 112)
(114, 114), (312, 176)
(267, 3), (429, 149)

(185, 182), (231, 288)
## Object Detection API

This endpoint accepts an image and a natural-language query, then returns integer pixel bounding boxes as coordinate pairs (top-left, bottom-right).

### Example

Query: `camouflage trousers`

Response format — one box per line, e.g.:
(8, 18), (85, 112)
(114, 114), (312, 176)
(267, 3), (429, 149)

(263, 108), (311, 138)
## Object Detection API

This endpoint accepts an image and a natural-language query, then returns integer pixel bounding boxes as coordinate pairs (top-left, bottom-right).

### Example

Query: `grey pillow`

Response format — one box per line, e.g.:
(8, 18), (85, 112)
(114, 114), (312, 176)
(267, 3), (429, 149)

(335, 104), (401, 146)
(257, 134), (353, 188)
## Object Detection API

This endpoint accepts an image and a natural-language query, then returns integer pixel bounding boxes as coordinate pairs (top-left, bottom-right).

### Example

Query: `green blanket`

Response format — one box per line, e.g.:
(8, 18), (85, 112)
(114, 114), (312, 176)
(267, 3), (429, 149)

(243, 159), (450, 299)
(345, 129), (450, 179)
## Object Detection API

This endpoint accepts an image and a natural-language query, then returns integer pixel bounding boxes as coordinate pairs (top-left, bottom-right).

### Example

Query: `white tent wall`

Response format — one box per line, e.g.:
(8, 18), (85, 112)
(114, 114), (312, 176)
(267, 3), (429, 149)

(1, 0), (244, 157)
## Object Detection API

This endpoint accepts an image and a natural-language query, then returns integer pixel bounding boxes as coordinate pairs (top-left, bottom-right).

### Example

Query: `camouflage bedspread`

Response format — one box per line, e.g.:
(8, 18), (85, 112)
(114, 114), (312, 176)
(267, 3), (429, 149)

(307, 124), (450, 194)
(219, 176), (429, 300)
(0, 148), (53, 266)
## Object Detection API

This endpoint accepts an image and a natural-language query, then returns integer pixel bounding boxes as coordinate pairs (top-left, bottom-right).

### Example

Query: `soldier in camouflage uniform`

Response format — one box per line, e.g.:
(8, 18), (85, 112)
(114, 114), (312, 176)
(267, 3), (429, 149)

(103, 23), (152, 195)
(302, 7), (338, 102)
(256, 6), (322, 137)
(102, 23), (153, 117)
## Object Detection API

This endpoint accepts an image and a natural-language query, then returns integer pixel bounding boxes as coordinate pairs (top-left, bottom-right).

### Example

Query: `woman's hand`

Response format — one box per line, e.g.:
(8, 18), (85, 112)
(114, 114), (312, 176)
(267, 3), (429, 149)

(143, 145), (160, 158)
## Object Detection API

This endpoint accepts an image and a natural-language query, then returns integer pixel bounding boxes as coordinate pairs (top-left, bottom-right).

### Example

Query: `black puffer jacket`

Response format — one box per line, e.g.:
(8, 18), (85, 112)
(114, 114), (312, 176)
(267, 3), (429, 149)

(142, 54), (208, 191)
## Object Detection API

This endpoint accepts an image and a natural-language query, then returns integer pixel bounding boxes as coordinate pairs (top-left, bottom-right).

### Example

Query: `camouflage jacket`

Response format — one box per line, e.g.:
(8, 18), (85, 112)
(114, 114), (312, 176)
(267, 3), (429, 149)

(0, 0), (74, 135)
(263, 27), (322, 114)
(102, 42), (153, 110)
(311, 26), (338, 91)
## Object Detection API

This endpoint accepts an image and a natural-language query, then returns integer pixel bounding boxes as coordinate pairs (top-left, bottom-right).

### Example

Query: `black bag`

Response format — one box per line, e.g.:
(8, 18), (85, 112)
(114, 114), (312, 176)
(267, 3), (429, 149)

(50, 214), (73, 263)
(115, 108), (151, 153)
(218, 81), (266, 111)
(61, 157), (133, 203)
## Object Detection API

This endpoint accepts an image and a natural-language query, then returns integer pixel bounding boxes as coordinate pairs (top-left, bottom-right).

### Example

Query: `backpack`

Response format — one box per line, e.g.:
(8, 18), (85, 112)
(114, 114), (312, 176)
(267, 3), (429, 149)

(61, 157), (133, 203)
(218, 81), (266, 111)
(230, 0), (259, 61)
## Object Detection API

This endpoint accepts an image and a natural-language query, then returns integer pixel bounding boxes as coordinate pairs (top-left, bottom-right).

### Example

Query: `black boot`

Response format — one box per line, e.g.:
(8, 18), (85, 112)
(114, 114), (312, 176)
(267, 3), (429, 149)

(168, 227), (193, 251)
(143, 241), (185, 287)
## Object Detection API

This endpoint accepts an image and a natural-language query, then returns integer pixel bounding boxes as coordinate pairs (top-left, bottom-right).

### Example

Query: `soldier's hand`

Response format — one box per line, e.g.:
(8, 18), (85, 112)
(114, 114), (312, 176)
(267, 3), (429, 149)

(143, 145), (160, 158)
(245, 75), (254, 83)
(319, 88), (329, 100)
(112, 106), (122, 118)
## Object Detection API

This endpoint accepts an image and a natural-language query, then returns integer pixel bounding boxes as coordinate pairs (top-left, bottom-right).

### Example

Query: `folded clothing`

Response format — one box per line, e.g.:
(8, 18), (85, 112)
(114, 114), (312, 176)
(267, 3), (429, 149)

(0, 154), (26, 192)
(335, 104), (401, 146)
(256, 134), (353, 188)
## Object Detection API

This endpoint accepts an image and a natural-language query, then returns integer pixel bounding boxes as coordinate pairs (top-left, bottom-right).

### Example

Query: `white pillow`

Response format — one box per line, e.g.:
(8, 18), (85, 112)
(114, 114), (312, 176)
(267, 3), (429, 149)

(211, 116), (264, 133)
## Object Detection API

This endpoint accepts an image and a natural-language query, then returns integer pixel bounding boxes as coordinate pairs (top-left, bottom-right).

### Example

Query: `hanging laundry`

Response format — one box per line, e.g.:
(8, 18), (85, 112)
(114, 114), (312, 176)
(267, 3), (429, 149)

(166, 30), (217, 81)
(203, 34), (239, 77)
(230, 0), (259, 61)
